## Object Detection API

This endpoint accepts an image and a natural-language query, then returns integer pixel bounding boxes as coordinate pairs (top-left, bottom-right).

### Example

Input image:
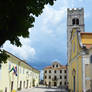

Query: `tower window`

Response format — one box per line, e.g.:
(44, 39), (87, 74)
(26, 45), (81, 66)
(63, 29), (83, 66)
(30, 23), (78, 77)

(72, 19), (76, 25)
(72, 18), (79, 25)
(76, 18), (79, 25)
(90, 55), (92, 63)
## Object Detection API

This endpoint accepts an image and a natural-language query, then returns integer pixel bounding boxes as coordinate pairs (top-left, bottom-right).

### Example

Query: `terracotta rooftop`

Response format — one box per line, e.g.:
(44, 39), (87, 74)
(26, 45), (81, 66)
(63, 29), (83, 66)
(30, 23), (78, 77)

(44, 65), (66, 70)
(83, 44), (92, 49)
(80, 32), (92, 49)
(81, 32), (92, 35)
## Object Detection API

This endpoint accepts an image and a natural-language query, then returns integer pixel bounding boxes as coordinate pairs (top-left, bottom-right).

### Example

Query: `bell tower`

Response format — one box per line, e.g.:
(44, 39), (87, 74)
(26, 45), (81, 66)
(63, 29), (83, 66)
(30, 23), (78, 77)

(67, 8), (84, 64)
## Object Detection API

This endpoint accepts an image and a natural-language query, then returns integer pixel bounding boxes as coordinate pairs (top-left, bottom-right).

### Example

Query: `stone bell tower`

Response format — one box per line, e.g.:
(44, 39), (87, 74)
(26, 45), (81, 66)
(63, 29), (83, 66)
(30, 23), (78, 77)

(67, 8), (84, 64)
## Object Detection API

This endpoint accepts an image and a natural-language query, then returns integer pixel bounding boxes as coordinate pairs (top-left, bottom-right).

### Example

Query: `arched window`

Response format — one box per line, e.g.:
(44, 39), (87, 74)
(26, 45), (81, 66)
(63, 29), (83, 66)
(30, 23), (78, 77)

(72, 18), (76, 25)
(56, 64), (58, 67)
(90, 55), (92, 63)
(76, 18), (79, 25)
(72, 18), (79, 25)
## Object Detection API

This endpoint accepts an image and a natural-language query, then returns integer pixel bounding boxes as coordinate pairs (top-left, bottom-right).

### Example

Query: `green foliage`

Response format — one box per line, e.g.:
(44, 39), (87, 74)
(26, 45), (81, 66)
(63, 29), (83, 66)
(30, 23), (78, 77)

(0, 50), (10, 64)
(0, 0), (56, 64)
(0, 0), (55, 47)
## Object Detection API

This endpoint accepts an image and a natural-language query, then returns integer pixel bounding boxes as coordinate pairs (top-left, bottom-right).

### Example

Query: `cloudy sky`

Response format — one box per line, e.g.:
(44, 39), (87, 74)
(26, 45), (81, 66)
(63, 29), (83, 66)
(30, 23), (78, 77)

(3, 0), (92, 70)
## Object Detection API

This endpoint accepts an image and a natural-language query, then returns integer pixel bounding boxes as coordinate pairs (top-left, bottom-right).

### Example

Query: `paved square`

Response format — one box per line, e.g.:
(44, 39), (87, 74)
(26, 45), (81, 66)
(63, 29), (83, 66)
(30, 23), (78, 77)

(17, 86), (68, 92)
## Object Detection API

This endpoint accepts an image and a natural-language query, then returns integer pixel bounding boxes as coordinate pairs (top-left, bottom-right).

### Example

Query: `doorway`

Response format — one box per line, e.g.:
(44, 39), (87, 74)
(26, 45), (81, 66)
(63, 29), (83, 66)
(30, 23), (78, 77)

(73, 76), (75, 92)
(54, 82), (57, 86)
(24, 81), (25, 88)
(27, 80), (29, 88)
(20, 81), (22, 89)
(11, 81), (13, 92)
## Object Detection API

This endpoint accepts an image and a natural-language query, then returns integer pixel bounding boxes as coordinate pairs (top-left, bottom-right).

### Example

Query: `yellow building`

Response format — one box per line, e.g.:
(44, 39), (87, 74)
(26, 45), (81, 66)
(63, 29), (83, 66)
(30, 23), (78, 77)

(68, 28), (92, 92)
(0, 50), (40, 92)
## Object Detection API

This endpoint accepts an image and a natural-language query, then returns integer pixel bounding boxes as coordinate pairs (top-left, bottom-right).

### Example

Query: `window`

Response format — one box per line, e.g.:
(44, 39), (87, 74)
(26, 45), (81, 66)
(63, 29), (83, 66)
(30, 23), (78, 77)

(60, 82), (62, 85)
(54, 76), (57, 80)
(76, 18), (79, 25)
(72, 18), (75, 25)
(23, 68), (24, 74)
(49, 82), (51, 86)
(64, 70), (67, 73)
(90, 55), (92, 63)
(49, 76), (51, 79)
(64, 82), (66, 85)
(53, 65), (54, 68)
(45, 70), (47, 73)
(60, 70), (62, 73)
(60, 76), (62, 79)
(20, 67), (21, 73)
(49, 70), (51, 73)
(56, 64), (58, 67)
(54, 70), (56, 73)
(64, 76), (67, 79)
(45, 81), (47, 85)
(45, 76), (47, 79)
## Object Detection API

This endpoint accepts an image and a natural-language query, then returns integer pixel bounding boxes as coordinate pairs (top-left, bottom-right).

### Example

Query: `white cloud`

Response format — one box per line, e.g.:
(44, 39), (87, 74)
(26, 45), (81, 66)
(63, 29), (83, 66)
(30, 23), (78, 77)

(3, 37), (36, 62)
(42, 6), (66, 25)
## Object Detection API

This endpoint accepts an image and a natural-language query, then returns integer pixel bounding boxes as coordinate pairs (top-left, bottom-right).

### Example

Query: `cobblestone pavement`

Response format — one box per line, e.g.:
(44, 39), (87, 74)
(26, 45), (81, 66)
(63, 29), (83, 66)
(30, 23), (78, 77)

(17, 86), (68, 92)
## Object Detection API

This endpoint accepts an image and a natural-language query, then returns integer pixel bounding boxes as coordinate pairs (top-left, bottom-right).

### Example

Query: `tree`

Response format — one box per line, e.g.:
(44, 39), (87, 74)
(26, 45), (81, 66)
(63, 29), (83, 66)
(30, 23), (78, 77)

(0, 0), (56, 64)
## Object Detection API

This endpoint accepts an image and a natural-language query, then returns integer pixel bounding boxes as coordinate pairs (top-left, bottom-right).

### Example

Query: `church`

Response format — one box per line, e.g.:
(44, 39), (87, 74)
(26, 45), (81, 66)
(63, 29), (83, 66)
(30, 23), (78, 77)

(67, 8), (92, 92)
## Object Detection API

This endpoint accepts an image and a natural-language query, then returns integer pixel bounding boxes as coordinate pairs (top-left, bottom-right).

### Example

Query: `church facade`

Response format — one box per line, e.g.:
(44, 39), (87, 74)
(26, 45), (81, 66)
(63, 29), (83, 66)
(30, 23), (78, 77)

(67, 8), (92, 92)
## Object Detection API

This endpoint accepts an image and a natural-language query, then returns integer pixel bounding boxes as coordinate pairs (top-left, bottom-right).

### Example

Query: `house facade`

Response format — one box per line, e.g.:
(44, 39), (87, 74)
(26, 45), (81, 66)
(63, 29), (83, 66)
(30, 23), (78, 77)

(44, 62), (67, 88)
(0, 51), (40, 92)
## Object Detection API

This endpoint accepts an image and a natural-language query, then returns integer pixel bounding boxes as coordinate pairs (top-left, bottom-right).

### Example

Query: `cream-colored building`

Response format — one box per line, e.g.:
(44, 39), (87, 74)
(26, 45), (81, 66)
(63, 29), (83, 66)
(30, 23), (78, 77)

(43, 62), (67, 88)
(0, 51), (40, 92)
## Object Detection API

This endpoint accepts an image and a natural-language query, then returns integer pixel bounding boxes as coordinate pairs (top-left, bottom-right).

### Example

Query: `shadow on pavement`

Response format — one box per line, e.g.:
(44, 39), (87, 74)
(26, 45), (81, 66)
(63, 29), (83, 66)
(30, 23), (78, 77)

(35, 87), (57, 89)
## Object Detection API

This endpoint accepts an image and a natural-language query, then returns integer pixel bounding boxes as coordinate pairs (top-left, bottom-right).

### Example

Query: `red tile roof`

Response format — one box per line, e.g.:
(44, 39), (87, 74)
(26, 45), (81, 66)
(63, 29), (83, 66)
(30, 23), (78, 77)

(44, 65), (66, 70)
